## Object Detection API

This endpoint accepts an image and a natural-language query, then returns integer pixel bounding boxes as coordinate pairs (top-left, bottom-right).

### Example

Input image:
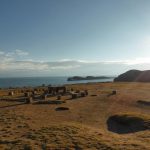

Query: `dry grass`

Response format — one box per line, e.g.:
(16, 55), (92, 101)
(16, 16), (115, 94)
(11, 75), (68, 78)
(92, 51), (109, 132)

(0, 82), (150, 149)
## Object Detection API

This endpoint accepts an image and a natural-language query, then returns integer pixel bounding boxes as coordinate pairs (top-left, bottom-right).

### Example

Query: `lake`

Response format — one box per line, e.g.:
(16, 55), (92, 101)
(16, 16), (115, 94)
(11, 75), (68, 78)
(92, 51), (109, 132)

(0, 77), (114, 88)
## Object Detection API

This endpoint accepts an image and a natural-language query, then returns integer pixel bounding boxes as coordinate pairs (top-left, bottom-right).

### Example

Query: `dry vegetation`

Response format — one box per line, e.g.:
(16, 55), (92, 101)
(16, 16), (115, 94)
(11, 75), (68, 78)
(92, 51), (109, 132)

(0, 82), (150, 149)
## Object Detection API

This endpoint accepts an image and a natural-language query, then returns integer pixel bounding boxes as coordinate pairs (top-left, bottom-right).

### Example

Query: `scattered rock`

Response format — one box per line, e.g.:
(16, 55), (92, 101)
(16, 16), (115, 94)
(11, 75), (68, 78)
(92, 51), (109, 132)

(25, 97), (32, 104)
(57, 95), (61, 100)
(112, 90), (116, 95)
(80, 91), (86, 97)
(8, 91), (14, 96)
(71, 93), (78, 99)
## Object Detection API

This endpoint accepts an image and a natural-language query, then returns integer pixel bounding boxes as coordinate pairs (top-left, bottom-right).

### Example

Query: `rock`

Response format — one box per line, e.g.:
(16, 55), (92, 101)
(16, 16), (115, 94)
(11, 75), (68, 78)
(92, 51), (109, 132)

(71, 93), (78, 99)
(112, 90), (116, 95)
(8, 91), (14, 96)
(114, 70), (150, 82)
(24, 92), (30, 97)
(41, 94), (47, 100)
(84, 90), (88, 96)
(80, 91), (86, 97)
(57, 95), (61, 100)
(25, 97), (32, 104)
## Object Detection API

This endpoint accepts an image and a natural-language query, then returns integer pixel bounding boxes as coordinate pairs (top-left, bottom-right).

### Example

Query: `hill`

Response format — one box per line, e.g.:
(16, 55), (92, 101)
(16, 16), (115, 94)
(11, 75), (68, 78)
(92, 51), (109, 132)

(114, 70), (150, 82)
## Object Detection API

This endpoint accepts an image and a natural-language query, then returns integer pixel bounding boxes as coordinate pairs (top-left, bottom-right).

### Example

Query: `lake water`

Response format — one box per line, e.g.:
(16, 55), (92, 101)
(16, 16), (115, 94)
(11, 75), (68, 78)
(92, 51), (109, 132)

(0, 77), (114, 88)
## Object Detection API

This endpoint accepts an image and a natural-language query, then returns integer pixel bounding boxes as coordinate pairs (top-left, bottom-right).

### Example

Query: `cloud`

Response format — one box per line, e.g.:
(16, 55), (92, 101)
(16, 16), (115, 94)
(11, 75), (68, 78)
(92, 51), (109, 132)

(4, 49), (29, 58)
(59, 58), (150, 66)
(0, 57), (150, 71)
(100, 58), (150, 65)
(0, 49), (29, 58)
(0, 49), (150, 77)
(15, 49), (29, 56)
(0, 51), (5, 55)
(0, 50), (14, 62)
(0, 60), (81, 71)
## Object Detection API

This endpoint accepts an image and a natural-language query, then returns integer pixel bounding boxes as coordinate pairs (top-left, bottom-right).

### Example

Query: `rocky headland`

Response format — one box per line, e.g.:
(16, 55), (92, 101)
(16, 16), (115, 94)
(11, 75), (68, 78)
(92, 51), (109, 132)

(114, 70), (150, 82)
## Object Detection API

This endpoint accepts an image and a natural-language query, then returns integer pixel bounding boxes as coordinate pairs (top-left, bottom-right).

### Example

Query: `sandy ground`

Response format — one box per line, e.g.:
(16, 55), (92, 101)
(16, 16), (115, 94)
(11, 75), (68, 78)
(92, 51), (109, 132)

(0, 82), (150, 149)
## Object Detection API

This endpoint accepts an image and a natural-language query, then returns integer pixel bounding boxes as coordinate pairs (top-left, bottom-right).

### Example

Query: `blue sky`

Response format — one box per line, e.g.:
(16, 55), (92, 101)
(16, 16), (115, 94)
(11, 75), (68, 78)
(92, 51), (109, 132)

(0, 0), (150, 77)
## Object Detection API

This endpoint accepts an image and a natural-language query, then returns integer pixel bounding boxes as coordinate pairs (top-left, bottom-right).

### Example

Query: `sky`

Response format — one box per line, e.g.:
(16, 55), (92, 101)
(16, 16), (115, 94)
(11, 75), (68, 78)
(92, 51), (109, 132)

(0, 0), (150, 77)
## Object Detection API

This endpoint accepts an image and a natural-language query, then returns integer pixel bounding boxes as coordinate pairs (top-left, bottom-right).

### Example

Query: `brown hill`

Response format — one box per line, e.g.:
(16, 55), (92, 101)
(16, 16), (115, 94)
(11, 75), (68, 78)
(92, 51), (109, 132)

(114, 70), (150, 82)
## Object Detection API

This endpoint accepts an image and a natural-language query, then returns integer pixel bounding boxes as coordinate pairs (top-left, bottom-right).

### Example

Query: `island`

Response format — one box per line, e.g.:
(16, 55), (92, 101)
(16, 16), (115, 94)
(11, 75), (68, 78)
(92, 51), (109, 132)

(67, 76), (113, 81)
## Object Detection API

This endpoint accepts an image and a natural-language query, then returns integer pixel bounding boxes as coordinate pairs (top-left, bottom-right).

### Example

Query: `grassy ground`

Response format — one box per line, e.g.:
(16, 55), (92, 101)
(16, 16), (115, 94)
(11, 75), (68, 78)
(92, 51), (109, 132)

(0, 82), (150, 149)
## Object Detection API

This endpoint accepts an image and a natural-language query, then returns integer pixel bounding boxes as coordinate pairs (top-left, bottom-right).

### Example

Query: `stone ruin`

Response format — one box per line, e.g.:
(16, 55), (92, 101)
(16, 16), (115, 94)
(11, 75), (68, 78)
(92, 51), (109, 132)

(70, 90), (88, 99)
(6, 86), (88, 104)
(8, 91), (14, 96)
(48, 86), (67, 96)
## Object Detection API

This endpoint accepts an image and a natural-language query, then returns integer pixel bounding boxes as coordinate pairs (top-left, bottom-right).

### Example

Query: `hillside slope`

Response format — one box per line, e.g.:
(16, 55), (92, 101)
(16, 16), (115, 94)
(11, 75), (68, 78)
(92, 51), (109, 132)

(114, 70), (150, 82)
